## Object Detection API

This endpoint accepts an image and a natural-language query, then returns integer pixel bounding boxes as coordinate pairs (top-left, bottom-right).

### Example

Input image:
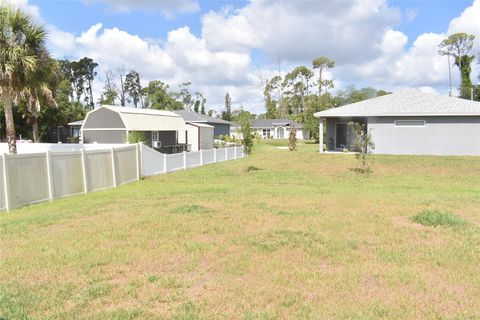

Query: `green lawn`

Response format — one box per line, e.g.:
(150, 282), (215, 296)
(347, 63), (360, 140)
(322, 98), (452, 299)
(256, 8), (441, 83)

(1, 140), (479, 319)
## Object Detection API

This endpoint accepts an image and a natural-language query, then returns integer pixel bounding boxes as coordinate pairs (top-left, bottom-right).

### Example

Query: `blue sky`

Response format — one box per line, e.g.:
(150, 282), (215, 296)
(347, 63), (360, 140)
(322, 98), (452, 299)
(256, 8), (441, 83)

(15, 0), (480, 111)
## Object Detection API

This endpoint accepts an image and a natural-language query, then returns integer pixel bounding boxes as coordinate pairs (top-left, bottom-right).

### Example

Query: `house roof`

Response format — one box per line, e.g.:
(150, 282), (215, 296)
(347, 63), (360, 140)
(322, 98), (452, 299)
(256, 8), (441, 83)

(186, 122), (214, 128)
(68, 120), (84, 126)
(173, 109), (232, 125)
(252, 119), (303, 128)
(84, 106), (186, 132)
(314, 89), (480, 118)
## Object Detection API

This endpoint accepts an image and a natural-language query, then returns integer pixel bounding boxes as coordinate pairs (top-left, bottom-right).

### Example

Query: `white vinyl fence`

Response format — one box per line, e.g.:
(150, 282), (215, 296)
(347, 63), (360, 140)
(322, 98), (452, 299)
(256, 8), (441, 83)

(0, 144), (245, 211)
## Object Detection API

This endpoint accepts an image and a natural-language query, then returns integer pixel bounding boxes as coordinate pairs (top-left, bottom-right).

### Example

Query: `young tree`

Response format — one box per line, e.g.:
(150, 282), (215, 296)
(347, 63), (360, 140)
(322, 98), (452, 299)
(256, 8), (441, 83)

(288, 127), (297, 151)
(115, 67), (127, 106)
(0, 6), (48, 153)
(438, 33), (475, 99)
(124, 70), (142, 108)
(237, 109), (253, 155)
(312, 56), (335, 96)
(222, 92), (232, 121)
(349, 122), (375, 173)
(99, 71), (118, 105)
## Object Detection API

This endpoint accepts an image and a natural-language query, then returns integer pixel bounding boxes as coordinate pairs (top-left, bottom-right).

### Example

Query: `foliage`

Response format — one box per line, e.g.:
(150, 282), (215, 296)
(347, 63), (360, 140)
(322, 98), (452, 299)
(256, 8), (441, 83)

(411, 210), (467, 227)
(0, 6), (48, 153)
(222, 92), (232, 121)
(312, 56), (335, 95)
(288, 127), (297, 151)
(349, 122), (375, 173)
(237, 109), (253, 154)
(124, 70), (142, 108)
(127, 131), (146, 144)
(438, 33), (476, 100)
(143, 80), (183, 110)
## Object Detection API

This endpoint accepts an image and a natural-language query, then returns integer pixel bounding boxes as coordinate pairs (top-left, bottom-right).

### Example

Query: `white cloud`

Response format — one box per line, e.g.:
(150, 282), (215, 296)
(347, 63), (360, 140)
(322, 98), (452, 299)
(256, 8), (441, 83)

(85, 0), (199, 17)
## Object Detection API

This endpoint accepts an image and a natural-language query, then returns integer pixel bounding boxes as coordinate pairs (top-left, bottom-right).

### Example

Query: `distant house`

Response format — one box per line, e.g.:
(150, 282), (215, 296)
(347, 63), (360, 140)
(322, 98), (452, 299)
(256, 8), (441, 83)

(250, 119), (305, 139)
(314, 89), (480, 156)
(174, 109), (232, 137)
(81, 106), (188, 154)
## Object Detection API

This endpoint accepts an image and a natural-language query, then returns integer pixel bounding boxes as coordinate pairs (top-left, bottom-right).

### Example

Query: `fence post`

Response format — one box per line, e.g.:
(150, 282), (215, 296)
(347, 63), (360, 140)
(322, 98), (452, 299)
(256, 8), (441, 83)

(2, 154), (11, 212)
(163, 153), (167, 173)
(183, 151), (187, 170)
(200, 149), (203, 166)
(46, 151), (54, 201)
(214, 148), (217, 162)
(137, 143), (142, 179)
(234, 146), (237, 160)
(135, 143), (140, 181)
(225, 147), (228, 161)
(81, 149), (88, 193)
(111, 147), (117, 187)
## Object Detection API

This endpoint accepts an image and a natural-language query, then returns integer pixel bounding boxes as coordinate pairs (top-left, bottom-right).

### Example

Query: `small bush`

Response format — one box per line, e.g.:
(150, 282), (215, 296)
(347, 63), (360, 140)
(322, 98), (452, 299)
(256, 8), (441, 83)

(411, 210), (467, 227)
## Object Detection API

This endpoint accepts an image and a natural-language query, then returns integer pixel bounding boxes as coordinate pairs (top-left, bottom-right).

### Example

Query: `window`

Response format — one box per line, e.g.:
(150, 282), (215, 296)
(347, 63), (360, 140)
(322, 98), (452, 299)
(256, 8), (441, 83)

(394, 120), (425, 127)
(262, 129), (271, 138)
(152, 131), (159, 141)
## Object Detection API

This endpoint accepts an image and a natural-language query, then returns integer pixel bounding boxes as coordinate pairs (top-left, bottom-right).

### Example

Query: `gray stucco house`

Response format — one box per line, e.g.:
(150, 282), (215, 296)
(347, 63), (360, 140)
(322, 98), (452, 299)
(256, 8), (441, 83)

(174, 110), (232, 137)
(314, 89), (480, 156)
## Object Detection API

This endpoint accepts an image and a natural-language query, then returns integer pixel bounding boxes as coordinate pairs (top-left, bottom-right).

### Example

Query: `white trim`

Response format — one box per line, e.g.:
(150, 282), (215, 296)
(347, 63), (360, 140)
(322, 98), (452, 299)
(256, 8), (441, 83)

(81, 128), (126, 131)
(315, 113), (480, 118)
(394, 120), (426, 127)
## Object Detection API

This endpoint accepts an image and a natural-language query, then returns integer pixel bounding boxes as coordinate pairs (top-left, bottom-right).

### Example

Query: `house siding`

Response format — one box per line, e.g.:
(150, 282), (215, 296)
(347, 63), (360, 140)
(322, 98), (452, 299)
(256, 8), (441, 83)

(83, 130), (127, 144)
(209, 123), (230, 137)
(367, 116), (480, 156)
(199, 126), (214, 150)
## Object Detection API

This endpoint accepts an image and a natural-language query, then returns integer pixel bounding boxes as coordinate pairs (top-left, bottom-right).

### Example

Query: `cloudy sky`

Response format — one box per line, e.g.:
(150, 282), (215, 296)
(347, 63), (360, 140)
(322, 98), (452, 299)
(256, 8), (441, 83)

(5, 0), (480, 113)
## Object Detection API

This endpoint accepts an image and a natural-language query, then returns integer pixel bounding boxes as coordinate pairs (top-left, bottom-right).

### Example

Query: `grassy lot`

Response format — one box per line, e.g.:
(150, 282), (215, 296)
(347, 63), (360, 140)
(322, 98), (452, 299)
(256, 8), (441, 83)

(1, 140), (479, 319)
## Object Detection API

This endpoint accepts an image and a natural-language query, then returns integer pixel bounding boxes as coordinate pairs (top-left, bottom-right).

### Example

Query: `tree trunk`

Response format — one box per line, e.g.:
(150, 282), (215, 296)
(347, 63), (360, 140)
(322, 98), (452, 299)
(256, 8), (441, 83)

(2, 92), (17, 154)
(318, 68), (323, 96)
(31, 117), (40, 143)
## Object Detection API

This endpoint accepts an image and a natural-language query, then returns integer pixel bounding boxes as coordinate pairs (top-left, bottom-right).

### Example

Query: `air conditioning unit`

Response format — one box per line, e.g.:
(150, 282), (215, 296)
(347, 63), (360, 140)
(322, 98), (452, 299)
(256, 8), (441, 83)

(152, 141), (162, 148)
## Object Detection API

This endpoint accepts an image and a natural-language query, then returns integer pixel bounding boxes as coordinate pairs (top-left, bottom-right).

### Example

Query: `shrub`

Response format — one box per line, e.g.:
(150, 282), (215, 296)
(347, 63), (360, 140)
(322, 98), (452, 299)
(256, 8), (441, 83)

(237, 110), (254, 155)
(128, 131), (146, 144)
(349, 122), (375, 173)
(411, 210), (467, 227)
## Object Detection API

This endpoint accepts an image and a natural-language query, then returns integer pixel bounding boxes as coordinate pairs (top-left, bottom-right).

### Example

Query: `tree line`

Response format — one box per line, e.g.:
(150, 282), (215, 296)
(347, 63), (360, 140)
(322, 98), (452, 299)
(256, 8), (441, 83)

(0, 6), (213, 152)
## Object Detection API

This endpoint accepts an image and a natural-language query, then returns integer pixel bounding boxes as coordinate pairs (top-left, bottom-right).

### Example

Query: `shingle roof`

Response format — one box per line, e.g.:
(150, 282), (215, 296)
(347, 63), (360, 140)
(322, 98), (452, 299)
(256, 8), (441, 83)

(314, 89), (480, 118)
(173, 109), (232, 124)
(252, 119), (303, 128)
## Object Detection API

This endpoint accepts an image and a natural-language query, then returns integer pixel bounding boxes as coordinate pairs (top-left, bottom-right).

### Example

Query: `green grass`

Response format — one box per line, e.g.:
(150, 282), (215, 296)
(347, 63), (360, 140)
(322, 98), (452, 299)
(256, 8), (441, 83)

(1, 140), (479, 319)
(411, 210), (467, 227)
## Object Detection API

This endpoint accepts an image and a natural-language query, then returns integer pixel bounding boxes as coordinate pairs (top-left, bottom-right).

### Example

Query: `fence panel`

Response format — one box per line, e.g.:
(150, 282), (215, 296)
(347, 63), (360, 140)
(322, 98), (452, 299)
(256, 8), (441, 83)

(227, 147), (235, 160)
(51, 152), (84, 198)
(85, 150), (114, 192)
(0, 157), (5, 210)
(236, 146), (244, 158)
(186, 151), (201, 168)
(115, 146), (137, 185)
(166, 153), (184, 172)
(216, 148), (226, 161)
(202, 149), (215, 164)
(141, 145), (165, 176)
(7, 153), (50, 209)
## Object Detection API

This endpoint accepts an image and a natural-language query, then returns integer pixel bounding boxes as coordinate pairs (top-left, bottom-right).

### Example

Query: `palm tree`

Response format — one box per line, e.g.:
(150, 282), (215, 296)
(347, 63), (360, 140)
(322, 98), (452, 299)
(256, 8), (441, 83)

(20, 56), (59, 142)
(0, 6), (47, 153)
